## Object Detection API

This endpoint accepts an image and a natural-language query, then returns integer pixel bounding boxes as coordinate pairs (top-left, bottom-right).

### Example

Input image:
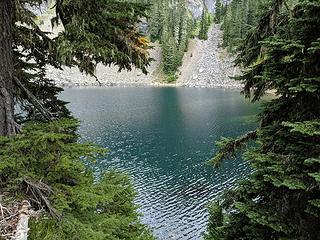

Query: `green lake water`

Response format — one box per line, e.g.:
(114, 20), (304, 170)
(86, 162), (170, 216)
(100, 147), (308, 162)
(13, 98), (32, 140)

(61, 87), (259, 240)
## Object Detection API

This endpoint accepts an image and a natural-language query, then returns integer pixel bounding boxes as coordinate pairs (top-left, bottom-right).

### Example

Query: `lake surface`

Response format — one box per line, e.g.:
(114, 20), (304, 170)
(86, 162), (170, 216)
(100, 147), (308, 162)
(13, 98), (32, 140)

(61, 87), (259, 240)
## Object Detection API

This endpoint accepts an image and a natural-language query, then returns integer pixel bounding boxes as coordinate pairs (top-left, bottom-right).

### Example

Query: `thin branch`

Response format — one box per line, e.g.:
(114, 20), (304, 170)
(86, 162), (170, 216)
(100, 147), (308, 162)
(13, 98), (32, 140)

(22, 179), (60, 220)
(0, 204), (10, 218)
(0, 213), (19, 225)
(92, 74), (102, 86)
(210, 130), (258, 167)
(13, 77), (54, 121)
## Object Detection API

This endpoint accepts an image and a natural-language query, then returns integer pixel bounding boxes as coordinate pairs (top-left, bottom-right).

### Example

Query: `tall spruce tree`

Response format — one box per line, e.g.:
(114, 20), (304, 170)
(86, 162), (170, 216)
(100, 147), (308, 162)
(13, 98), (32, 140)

(0, 0), (151, 136)
(220, 0), (271, 52)
(206, 0), (320, 239)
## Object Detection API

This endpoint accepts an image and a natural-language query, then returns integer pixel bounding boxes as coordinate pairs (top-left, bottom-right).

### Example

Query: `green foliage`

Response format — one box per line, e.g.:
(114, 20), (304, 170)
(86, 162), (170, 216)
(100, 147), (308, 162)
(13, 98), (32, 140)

(13, 0), (151, 122)
(28, 172), (154, 240)
(204, 202), (223, 240)
(214, 0), (225, 24)
(199, 8), (212, 40)
(148, 0), (194, 81)
(209, 131), (257, 167)
(220, 0), (273, 52)
(161, 29), (180, 76)
(207, 0), (320, 239)
(214, 0), (221, 23)
(283, 120), (320, 136)
(0, 119), (154, 239)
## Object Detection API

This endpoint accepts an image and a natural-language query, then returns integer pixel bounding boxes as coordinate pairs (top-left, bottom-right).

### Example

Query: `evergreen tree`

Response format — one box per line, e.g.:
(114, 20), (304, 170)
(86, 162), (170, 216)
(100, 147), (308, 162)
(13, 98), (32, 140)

(0, 119), (154, 239)
(149, 0), (166, 41)
(0, 0), (151, 136)
(220, 0), (272, 52)
(206, 0), (320, 239)
(162, 28), (179, 78)
(199, 7), (212, 40)
(215, 0), (222, 23)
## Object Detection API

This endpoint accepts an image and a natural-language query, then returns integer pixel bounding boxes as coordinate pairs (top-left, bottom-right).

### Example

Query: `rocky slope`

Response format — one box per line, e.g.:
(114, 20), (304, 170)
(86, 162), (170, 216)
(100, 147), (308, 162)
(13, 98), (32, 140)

(187, 0), (216, 17)
(46, 45), (162, 87)
(38, 9), (163, 87)
(39, 4), (240, 89)
(187, 0), (204, 18)
(46, 24), (241, 88)
(177, 24), (241, 89)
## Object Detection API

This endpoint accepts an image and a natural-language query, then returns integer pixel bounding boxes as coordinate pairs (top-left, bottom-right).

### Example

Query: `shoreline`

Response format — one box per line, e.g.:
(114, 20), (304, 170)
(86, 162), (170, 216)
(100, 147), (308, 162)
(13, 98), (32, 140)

(58, 81), (243, 90)
(59, 83), (278, 98)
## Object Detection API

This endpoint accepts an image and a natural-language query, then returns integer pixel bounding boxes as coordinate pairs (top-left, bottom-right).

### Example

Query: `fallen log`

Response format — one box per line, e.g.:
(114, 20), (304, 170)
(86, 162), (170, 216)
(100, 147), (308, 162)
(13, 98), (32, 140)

(14, 200), (30, 240)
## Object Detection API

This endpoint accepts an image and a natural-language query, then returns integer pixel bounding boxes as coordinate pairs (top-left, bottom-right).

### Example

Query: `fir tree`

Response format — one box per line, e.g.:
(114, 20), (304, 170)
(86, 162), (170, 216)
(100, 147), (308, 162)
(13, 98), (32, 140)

(206, 0), (320, 239)
(199, 7), (211, 40)
(220, 0), (272, 52)
(0, 119), (154, 239)
(148, 0), (194, 82)
(0, 0), (151, 136)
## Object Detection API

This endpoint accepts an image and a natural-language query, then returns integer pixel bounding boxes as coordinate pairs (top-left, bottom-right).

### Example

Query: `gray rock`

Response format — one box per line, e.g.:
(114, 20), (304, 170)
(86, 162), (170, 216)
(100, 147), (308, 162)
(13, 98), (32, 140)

(181, 24), (242, 89)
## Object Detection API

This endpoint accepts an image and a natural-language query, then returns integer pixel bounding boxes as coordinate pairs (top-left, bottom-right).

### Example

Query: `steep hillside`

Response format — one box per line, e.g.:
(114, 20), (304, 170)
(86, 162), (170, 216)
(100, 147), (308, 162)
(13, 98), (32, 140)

(177, 25), (240, 88)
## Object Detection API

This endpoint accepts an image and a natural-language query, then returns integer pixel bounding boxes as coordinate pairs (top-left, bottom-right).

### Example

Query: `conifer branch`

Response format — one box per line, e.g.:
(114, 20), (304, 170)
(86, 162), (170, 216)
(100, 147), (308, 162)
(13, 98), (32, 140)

(283, 0), (292, 16)
(210, 130), (257, 167)
(22, 179), (60, 220)
(13, 77), (54, 121)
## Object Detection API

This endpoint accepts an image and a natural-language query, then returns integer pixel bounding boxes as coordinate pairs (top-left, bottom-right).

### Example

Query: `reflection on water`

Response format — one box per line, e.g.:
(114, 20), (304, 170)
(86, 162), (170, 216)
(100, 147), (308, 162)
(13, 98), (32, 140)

(61, 87), (259, 240)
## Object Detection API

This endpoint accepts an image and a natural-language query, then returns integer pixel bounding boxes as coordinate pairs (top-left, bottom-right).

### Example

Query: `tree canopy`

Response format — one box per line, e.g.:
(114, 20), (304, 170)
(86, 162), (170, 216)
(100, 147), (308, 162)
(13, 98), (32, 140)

(0, 0), (151, 135)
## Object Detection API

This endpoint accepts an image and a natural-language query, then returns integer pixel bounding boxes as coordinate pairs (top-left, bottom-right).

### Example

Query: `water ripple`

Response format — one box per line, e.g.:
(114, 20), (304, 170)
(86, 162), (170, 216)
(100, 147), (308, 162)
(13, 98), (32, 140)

(61, 87), (259, 240)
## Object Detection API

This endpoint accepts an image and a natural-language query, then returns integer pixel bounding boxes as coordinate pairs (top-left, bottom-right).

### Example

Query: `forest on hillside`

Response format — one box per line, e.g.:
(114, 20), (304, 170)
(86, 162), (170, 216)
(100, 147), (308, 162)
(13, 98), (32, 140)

(0, 0), (319, 239)
(147, 0), (213, 82)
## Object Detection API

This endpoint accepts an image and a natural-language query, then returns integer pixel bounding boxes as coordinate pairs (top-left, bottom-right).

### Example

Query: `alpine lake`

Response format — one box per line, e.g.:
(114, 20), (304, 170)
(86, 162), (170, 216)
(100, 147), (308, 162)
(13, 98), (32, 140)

(61, 87), (260, 240)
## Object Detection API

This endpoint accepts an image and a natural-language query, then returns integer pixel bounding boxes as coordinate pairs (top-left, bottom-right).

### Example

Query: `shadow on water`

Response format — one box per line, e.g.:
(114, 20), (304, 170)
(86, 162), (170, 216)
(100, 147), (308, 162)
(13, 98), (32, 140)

(61, 87), (260, 240)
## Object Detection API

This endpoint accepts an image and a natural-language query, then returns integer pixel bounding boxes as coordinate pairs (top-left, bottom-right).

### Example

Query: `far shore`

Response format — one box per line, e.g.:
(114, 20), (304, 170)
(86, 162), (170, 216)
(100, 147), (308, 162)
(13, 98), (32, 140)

(58, 81), (243, 90)
(59, 83), (278, 98)
(49, 25), (243, 90)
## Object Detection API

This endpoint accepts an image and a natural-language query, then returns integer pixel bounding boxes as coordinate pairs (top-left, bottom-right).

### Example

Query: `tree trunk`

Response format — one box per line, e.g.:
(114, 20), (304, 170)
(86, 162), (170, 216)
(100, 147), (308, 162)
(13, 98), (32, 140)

(0, 0), (15, 136)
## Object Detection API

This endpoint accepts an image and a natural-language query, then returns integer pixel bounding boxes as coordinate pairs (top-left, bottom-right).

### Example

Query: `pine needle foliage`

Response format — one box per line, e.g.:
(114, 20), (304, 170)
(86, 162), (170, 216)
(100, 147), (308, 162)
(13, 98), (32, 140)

(0, 119), (154, 239)
(12, 0), (151, 122)
(220, 0), (275, 53)
(206, 0), (320, 239)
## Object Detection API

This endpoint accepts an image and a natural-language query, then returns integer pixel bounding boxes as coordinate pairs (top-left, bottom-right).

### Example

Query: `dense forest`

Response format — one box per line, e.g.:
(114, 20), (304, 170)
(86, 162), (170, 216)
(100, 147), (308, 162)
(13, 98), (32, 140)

(0, 0), (319, 239)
